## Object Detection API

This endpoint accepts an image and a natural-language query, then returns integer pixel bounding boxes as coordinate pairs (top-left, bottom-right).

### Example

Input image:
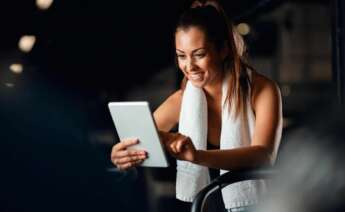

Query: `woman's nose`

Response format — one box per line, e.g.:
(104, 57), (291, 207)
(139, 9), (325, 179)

(185, 60), (196, 72)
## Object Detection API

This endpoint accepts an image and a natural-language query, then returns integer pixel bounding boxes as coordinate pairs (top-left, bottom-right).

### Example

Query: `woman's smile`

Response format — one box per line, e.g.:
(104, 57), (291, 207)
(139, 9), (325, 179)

(188, 71), (204, 81)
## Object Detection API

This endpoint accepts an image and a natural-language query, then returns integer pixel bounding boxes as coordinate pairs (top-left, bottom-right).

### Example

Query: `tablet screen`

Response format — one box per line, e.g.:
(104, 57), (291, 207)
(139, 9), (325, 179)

(108, 102), (169, 167)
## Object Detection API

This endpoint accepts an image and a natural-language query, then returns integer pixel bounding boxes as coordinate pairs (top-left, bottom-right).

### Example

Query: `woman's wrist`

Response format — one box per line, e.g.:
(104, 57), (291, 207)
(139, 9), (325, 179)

(193, 150), (205, 164)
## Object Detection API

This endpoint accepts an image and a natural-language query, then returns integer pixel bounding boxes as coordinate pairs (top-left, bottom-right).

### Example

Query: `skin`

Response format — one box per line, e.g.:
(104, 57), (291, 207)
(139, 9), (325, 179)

(111, 26), (282, 171)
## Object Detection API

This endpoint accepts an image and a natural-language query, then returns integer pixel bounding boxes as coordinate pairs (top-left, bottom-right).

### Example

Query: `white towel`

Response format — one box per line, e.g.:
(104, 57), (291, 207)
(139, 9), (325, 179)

(176, 71), (273, 208)
(176, 81), (210, 202)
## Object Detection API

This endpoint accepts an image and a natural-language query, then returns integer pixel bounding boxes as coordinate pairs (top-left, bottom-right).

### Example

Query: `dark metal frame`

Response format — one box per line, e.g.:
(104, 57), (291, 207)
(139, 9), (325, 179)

(191, 168), (276, 212)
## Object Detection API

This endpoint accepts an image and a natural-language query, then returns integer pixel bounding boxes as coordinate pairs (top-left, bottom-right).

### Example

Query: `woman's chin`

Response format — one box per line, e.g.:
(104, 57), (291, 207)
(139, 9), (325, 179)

(189, 79), (206, 88)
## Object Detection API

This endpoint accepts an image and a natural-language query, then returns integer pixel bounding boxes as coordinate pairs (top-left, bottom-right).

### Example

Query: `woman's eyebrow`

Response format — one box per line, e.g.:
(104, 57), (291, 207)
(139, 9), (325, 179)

(176, 47), (206, 53)
(192, 48), (206, 53)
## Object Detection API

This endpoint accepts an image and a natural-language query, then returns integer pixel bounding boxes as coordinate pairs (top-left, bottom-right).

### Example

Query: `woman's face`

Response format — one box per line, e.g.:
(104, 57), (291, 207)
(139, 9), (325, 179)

(175, 26), (225, 88)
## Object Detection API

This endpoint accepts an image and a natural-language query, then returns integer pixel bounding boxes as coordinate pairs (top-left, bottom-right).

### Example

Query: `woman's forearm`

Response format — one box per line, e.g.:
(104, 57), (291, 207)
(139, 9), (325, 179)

(194, 145), (273, 170)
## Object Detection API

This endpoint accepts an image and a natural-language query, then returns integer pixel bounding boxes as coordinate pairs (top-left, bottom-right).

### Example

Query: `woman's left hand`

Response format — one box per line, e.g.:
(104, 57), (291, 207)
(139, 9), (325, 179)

(159, 131), (198, 162)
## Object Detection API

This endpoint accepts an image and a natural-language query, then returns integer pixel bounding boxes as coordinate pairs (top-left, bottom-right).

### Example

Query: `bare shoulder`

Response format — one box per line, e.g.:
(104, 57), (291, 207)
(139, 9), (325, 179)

(166, 89), (183, 104)
(153, 89), (183, 131)
(251, 71), (281, 111)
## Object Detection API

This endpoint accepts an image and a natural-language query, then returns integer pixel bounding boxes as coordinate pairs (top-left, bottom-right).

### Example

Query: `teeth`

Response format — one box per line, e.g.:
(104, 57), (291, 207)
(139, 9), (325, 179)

(190, 73), (202, 81)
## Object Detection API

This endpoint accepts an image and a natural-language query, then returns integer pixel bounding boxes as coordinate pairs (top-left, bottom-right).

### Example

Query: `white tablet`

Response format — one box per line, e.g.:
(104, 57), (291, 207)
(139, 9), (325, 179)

(108, 102), (169, 167)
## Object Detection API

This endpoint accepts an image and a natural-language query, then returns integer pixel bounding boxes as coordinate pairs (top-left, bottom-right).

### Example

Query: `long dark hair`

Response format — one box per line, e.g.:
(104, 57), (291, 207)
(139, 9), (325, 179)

(176, 0), (252, 118)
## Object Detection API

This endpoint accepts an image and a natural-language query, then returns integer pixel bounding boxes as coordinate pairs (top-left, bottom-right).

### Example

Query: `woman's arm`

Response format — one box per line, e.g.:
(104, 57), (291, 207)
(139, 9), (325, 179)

(172, 75), (282, 170)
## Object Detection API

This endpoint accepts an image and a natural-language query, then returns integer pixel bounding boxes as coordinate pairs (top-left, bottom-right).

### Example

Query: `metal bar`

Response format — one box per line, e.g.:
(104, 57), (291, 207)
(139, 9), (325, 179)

(190, 168), (276, 212)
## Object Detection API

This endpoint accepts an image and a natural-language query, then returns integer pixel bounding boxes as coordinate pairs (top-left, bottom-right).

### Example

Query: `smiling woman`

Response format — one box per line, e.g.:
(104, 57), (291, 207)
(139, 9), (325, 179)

(110, 0), (282, 211)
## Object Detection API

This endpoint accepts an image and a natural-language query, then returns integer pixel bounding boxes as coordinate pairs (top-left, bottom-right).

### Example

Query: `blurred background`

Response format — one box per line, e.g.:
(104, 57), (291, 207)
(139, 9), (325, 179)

(1, 0), (344, 212)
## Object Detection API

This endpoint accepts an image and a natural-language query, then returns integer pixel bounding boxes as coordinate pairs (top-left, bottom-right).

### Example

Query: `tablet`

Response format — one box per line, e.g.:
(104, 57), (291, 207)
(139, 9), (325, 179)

(108, 102), (169, 167)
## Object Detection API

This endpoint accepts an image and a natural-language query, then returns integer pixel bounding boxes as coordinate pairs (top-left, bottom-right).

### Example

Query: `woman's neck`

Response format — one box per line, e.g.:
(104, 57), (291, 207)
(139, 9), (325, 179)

(203, 72), (223, 102)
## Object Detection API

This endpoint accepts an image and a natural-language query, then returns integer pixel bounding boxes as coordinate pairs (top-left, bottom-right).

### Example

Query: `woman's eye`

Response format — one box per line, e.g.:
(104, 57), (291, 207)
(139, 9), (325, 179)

(177, 55), (186, 59)
(194, 53), (206, 58)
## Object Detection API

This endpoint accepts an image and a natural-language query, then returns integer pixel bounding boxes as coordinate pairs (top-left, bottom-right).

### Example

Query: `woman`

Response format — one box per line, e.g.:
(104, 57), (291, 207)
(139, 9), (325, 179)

(111, 0), (282, 211)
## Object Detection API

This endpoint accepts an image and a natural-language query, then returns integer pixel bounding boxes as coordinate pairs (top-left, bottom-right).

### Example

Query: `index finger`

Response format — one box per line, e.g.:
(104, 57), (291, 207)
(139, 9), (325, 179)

(113, 138), (139, 151)
(176, 138), (188, 152)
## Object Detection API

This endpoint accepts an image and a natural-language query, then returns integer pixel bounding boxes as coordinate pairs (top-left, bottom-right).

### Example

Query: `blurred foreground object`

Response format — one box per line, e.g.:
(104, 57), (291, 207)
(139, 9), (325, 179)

(257, 103), (345, 212)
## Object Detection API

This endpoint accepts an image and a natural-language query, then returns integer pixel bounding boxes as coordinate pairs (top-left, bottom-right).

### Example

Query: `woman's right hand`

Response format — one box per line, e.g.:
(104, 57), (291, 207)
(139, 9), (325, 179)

(110, 138), (147, 171)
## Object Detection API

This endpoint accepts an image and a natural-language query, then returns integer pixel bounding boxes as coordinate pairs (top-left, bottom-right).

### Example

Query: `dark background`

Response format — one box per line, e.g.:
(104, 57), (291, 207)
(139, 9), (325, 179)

(0, 0), (337, 212)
